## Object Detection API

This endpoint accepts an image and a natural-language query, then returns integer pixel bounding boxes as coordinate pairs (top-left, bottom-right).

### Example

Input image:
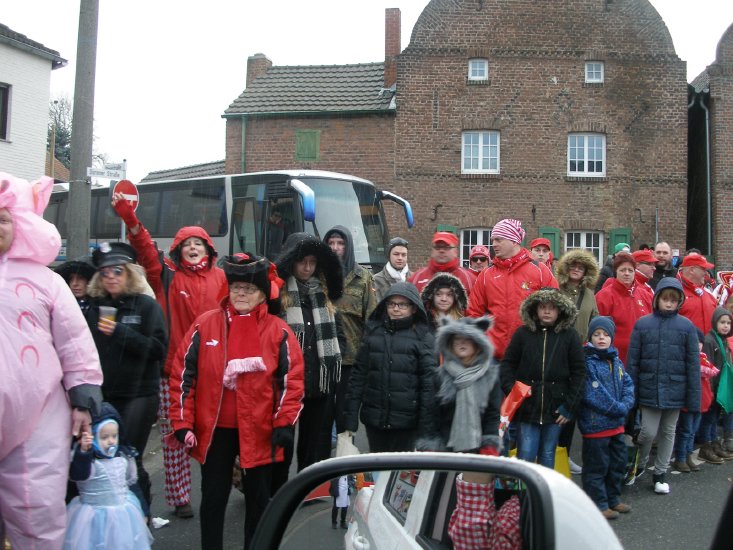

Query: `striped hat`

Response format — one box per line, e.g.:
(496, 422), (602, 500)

(492, 219), (525, 244)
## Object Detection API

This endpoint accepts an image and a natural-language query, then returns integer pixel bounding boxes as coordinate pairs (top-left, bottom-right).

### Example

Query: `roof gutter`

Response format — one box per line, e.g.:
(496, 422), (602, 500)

(221, 108), (395, 119)
(0, 35), (67, 69)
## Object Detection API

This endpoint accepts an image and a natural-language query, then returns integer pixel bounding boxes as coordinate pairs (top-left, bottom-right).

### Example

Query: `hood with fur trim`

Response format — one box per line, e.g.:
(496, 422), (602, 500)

(275, 232), (343, 301)
(519, 287), (578, 332)
(421, 272), (468, 312)
(555, 249), (600, 290)
(435, 316), (494, 363)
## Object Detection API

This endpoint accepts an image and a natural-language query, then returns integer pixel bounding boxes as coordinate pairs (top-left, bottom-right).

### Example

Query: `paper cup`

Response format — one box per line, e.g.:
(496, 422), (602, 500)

(98, 306), (117, 323)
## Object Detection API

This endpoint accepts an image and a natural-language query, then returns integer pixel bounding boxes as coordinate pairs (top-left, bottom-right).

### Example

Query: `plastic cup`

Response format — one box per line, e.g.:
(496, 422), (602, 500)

(98, 306), (117, 323)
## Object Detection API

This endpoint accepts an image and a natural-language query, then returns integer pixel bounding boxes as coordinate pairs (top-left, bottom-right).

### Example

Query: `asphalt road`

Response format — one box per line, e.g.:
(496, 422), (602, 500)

(142, 427), (733, 549)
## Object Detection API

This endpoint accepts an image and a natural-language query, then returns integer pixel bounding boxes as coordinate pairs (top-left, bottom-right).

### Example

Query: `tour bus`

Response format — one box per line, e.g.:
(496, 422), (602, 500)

(44, 170), (414, 270)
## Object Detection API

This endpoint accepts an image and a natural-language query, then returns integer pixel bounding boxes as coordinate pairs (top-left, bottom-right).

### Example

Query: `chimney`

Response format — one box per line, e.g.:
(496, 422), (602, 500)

(246, 53), (272, 87)
(384, 8), (401, 88)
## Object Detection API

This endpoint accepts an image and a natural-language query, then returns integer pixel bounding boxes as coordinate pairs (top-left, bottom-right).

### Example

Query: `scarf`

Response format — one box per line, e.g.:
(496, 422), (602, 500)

(180, 256), (209, 272)
(439, 357), (492, 452)
(492, 248), (530, 271)
(428, 257), (460, 273)
(679, 273), (705, 296)
(385, 262), (409, 282)
(223, 302), (266, 390)
(285, 276), (342, 396)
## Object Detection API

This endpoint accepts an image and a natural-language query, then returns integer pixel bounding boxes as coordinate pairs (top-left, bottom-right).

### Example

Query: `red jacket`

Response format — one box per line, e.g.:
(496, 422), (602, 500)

(466, 250), (557, 359)
(169, 302), (304, 467)
(596, 278), (652, 364)
(411, 260), (475, 296)
(128, 225), (227, 376)
(678, 275), (718, 334)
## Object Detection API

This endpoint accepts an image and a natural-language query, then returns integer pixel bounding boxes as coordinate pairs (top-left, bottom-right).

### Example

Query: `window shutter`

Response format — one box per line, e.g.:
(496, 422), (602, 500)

(295, 130), (320, 162)
(538, 226), (562, 256)
(608, 227), (632, 256)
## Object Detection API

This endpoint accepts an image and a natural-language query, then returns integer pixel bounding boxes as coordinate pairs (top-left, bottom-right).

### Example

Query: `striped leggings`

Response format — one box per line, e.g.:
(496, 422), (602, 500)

(159, 376), (192, 507)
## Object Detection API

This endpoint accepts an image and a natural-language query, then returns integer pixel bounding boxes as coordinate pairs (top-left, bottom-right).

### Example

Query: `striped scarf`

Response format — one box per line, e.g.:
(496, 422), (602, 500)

(285, 276), (342, 396)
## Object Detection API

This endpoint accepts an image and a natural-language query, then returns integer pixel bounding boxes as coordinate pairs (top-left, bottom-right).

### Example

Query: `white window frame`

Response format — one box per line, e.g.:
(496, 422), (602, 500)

(462, 131), (500, 174)
(461, 228), (492, 267)
(565, 231), (604, 265)
(467, 59), (489, 81)
(567, 133), (606, 177)
(585, 61), (604, 83)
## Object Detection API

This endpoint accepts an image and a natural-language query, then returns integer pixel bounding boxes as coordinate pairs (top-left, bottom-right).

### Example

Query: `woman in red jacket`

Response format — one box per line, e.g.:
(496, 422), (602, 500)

(169, 254), (304, 550)
(596, 253), (652, 364)
(112, 193), (226, 518)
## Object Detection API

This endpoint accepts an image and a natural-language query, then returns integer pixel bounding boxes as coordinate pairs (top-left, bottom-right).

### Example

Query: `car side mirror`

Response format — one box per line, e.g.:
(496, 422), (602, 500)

(251, 452), (623, 549)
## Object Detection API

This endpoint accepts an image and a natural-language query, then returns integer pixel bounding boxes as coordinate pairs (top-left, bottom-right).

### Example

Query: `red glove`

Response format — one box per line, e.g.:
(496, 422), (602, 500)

(112, 195), (140, 228)
(479, 446), (499, 457)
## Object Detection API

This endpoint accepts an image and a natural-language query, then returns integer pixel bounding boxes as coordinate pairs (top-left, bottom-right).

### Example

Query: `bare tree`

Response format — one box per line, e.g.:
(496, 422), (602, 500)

(47, 94), (107, 169)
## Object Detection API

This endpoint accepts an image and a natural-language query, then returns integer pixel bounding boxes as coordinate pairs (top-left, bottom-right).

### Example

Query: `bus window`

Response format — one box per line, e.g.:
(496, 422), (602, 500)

(157, 178), (226, 237)
(231, 198), (258, 255)
(94, 194), (123, 239)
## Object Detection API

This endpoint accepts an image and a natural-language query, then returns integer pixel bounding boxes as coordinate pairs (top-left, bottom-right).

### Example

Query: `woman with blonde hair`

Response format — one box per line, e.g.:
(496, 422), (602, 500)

(86, 242), (168, 515)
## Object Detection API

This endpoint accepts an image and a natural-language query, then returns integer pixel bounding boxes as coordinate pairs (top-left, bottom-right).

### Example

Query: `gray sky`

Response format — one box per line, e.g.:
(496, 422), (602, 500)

(5, 0), (733, 183)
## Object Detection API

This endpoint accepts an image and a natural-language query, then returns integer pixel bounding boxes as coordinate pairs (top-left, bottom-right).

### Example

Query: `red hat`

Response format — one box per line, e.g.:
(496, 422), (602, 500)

(432, 231), (459, 247)
(631, 249), (656, 264)
(681, 253), (714, 270)
(530, 238), (551, 250)
(469, 244), (490, 259)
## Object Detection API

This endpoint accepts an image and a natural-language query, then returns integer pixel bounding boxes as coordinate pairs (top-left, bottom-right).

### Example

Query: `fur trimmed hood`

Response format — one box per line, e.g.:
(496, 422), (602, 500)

(274, 232), (343, 301)
(421, 272), (468, 312)
(435, 316), (494, 363)
(555, 249), (600, 290)
(519, 288), (578, 332)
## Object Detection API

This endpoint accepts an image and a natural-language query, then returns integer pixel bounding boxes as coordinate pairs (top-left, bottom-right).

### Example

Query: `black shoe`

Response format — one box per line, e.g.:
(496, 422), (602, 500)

(340, 521), (348, 529)
(175, 503), (194, 518)
(331, 522), (337, 530)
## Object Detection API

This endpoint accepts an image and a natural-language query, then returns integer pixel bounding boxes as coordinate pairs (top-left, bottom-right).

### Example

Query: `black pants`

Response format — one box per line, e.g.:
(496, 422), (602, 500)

(331, 500), (347, 524)
(108, 393), (159, 511)
(200, 428), (273, 550)
(558, 418), (577, 452)
(365, 426), (416, 453)
(334, 364), (352, 433)
(297, 396), (335, 471)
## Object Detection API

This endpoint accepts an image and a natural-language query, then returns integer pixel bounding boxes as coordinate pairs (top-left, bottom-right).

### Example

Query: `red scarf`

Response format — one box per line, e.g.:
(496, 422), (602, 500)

(223, 302), (266, 389)
(180, 256), (209, 272)
(679, 273), (705, 296)
(428, 257), (460, 273)
(492, 248), (530, 271)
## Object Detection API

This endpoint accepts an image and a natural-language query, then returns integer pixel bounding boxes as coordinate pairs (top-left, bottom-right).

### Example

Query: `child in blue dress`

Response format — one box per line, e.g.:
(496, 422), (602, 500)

(64, 403), (153, 550)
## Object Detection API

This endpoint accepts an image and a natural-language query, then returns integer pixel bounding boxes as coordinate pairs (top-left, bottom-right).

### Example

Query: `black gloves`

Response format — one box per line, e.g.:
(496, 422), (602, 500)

(272, 426), (295, 450)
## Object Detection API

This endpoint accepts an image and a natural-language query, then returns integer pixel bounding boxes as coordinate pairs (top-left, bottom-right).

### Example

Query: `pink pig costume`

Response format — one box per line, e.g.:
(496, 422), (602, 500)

(0, 173), (103, 549)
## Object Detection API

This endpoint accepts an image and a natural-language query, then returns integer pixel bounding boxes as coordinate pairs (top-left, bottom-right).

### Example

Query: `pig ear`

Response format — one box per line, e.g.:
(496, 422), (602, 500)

(0, 175), (17, 209)
(31, 176), (54, 214)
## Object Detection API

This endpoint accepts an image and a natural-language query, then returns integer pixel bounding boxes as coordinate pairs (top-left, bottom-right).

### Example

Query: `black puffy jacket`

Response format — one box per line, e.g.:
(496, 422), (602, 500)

(343, 283), (437, 434)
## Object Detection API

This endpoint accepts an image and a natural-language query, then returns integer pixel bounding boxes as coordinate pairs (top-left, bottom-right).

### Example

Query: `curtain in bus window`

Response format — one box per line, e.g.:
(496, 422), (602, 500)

(158, 179), (226, 237)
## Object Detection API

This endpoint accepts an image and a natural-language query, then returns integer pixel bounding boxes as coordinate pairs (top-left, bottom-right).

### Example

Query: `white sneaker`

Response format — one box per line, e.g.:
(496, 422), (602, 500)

(569, 458), (582, 475)
(654, 481), (670, 494)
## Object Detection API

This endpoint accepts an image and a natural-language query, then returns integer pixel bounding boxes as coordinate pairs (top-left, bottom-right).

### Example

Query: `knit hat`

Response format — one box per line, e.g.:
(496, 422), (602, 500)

(614, 242), (631, 255)
(491, 219), (525, 244)
(432, 232), (459, 247)
(612, 252), (636, 272)
(92, 242), (137, 269)
(55, 256), (96, 282)
(588, 316), (616, 342)
(388, 236), (409, 252)
(530, 238), (551, 250)
(469, 244), (490, 259)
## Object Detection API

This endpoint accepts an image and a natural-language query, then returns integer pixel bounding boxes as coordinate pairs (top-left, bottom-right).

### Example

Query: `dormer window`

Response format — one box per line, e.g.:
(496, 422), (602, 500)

(468, 59), (488, 81)
(585, 61), (604, 83)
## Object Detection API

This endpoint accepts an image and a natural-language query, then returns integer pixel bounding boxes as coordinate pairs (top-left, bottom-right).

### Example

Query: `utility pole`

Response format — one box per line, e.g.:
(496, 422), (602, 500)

(67, 0), (99, 260)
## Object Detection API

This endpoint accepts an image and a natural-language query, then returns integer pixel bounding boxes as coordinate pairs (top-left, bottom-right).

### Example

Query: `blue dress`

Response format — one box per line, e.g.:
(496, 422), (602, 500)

(64, 455), (153, 550)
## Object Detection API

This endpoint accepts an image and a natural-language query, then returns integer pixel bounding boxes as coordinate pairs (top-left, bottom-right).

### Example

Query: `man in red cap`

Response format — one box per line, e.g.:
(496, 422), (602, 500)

(529, 237), (554, 270)
(631, 249), (657, 304)
(467, 244), (491, 279)
(678, 253), (718, 333)
(467, 219), (557, 360)
(410, 231), (474, 295)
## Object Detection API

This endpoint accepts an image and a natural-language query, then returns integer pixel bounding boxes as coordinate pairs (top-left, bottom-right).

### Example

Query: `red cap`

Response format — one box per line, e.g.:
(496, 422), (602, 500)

(530, 238), (551, 250)
(469, 244), (490, 258)
(432, 231), (459, 247)
(631, 249), (656, 264)
(681, 253), (714, 270)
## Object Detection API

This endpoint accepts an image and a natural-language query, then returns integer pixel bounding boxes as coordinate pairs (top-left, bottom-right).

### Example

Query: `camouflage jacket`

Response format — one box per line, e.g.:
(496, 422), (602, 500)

(334, 265), (377, 364)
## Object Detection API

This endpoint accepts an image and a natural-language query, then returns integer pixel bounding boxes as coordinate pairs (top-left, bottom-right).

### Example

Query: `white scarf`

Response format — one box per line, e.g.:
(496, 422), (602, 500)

(385, 262), (409, 282)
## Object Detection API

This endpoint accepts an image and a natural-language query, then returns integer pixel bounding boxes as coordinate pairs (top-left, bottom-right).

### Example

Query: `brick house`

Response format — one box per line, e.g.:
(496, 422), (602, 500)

(0, 23), (66, 181)
(222, 0), (689, 269)
(689, 22), (733, 269)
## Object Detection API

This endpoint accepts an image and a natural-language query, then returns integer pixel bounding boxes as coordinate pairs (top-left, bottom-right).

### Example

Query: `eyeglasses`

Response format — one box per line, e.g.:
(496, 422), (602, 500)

(386, 301), (412, 310)
(100, 266), (124, 278)
(471, 257), (488, 262)
(230, 283), (260, 295)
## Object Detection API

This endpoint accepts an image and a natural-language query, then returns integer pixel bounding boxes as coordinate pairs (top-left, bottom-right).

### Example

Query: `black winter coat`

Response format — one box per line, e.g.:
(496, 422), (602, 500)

(343, 283), (437, 435)
(87, 293), (167, 400)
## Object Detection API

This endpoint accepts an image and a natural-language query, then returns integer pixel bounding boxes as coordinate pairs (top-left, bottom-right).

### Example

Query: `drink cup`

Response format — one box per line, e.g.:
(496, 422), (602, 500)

(98, 306), (117, 323)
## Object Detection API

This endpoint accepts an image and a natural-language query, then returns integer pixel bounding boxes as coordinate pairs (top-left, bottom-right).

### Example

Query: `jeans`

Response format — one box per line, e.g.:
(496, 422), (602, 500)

(697, 404), (720, 443)
(637, 407), (680, 475)
(674, 411), (701, 461)
(518, 422), (562, 468)
(581, 433), (626, 511)
(724, 411), (733, 433)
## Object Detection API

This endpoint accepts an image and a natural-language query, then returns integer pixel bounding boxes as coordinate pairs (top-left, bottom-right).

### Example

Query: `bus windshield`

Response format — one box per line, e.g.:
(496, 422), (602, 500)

(301, 177), (388, 268)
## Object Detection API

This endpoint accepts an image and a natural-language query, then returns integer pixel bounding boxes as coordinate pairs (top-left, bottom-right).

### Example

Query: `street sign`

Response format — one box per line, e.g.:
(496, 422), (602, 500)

(87, 167), (126, 179)
(113, 179), (140, 211)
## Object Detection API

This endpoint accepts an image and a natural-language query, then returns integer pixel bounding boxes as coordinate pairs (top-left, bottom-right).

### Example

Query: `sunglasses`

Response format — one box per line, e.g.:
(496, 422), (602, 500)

(471, 257), (488, 262)
(100, 266), (125, 278)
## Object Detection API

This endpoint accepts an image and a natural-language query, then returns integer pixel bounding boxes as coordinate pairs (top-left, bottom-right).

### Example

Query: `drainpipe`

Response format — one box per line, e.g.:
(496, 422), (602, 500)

(240, 116), (247, 173)
(699, 91), (712, 256)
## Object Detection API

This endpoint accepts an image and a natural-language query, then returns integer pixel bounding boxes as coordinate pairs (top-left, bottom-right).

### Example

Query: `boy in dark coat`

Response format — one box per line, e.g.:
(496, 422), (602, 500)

(501, 288), (586, 468)
(341, 282), (437, 452)
(626, 277), (701, 494)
